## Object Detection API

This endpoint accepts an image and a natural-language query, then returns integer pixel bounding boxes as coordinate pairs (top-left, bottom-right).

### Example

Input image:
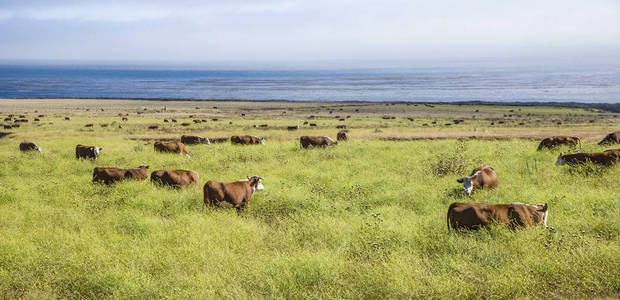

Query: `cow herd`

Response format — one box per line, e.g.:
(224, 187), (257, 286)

(14, 130), (620, 230)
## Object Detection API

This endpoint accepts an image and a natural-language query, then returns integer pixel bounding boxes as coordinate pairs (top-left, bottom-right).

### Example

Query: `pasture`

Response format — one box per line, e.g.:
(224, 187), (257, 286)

(0, 99), (619, 298)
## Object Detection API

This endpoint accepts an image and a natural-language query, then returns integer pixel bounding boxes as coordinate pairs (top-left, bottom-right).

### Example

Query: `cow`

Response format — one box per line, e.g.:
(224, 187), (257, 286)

(19, 142), (41, 152)
(210, 137), (229, 144)
(287, 125), (300, 130)
(555, 151), (619, 167)
(151, 169), (200, 187)
(181, 135), (210, 145)
(537, 136), (580, 150)
(85, 124), (93, 128)
(204, 176), (264, 210)
(337, 131), (349, 141)
(92, 165), (149, 184)
(148, 125), (159, 130)
(456, 165), (498, 196)
(76, 144), (102, 160)
(154, 141), (189, 155)
(447, 202), (548, 231)
(300, 136), (337, 149)
(598, 131), (620, 145)
(231, 135), (264, 145)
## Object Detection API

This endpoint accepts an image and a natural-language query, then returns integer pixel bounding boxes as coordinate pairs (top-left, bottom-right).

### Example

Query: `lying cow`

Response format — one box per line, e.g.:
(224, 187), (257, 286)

(300, 136), (337, 148)
(154, 141), (189, 154)
(598, 131), (620, 145)
(93, 165), (149, 184)
(537, 136), (580, 150)
(231, 135), (264, 145)
(204, 176), (264, 210)
(151, 169), (200, 187)
(19, 142), (41, 152)
(447, 202), (548, 230)
(337, 131), (349, 141)
(555, 151), (619, 167)
(457, 165), (498, 195)
(181, 135), (210, 145)
(76, 144), (102, 160)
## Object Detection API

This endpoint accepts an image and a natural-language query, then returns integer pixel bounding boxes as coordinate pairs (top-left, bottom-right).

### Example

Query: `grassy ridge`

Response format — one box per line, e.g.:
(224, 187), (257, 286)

(0, 131), (619, 298)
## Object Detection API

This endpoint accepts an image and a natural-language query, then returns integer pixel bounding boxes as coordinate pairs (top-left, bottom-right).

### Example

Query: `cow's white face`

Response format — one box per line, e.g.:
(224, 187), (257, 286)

(555, 153), (565, 166)
(536, 204), (549, 227)
(260, 138), (265, 145)
(94, 147), (101, 156)
(256, 178), (264, 190)
(37, 146), (42, 152)
(462, 177), (474, 195)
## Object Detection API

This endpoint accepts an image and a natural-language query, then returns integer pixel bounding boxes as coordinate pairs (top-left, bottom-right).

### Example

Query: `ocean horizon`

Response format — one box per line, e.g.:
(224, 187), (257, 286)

(1, 60), (619, 103)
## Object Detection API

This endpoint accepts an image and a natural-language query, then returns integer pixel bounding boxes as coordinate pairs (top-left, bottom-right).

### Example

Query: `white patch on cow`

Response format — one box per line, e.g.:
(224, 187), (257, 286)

(93, 147), (100, 156)
(260, 138), (265, 144)
(37, 146), (42, 153)
(256, 180), (264, 191)
(555, 153), (565, 166)
(543, 210), (549, 227)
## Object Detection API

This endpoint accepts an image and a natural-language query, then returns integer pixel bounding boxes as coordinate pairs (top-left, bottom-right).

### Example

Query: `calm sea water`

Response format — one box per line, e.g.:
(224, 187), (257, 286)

(1, 63), (619, 103)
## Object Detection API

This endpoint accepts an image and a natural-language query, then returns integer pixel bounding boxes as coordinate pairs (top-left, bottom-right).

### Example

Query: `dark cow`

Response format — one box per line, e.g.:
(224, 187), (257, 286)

(154, 141), (189, 154)
(231, 135), (264, 145)
(337, 131), (349, 141)
(555, 151), (619, 167)
(204, 176), (264, 210)
(76, 144), (102, 160)
(537, 136), (580, 150)
(19, 142), (41, 152)
(92, 165), (149, 184)
(148, 125), (159, 130)
(287, 125), (300, 130)
(210, 137), (229, 144)
(85, 124), (93, 128)
(447, 202), (548, 230)
(181, 135), (210, 145)
(457, 165), (498, 195)
(151, 169), (200, 187)
(598, 131), (620, 145)
(300, 136), (337, 148)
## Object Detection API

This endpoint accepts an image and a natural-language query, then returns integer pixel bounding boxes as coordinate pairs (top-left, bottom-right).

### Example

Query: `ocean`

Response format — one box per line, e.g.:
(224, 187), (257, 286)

(1, 62), (619, 103)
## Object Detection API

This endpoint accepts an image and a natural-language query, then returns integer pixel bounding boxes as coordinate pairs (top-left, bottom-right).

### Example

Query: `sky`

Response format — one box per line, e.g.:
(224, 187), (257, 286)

(0, 0), (619, 64)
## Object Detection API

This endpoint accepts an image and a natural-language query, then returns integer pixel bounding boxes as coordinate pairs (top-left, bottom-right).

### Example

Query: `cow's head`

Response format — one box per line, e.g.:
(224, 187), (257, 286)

(94, 147), (102, 156)
(246, 175), (264, 191)
(36, 145), (42, 152)
(457, 171), (480, 195)
(203, 138), (211, 145)
(259, 137), (265, 144)
(534, 203), (549, 227)
(555, 153), (565, 166)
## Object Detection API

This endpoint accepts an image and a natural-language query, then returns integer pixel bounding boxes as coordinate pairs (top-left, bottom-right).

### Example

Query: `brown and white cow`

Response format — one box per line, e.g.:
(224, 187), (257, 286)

(76, 144), (102, 160)
(181, 135), (210, 145)
(537, 136), (580, 150)
(598, 131), (620, 145)
(300, 136), (337, 148)
(456, 165), (498, 195)
(19, 142), (41, 152)
(93, 165), (149, 184)
(154, 141), (189, 154)
(204, 176), (264, 210)
(150, 169), (200, 187)
(447, 202), (549, 230)
(231, 135), (264, 145)
(555, 151), (619, 167)
(336, 131), (349, 141)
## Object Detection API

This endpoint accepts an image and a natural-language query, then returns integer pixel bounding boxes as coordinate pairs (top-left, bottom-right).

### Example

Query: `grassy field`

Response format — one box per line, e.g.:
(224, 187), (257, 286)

(0, 99), (619, 298)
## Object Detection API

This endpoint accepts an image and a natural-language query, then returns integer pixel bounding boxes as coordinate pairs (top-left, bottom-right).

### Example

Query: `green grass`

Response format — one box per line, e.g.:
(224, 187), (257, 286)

(0, 107), (619, 298)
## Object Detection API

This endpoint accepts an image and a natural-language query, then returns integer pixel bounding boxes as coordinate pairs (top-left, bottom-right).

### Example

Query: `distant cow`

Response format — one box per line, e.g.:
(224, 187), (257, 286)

(336, 125), (346, 129)
(204, 176), (264, 210)
(151, 169), (200, 187)
(85, 124), (93, 127)
(181, 135), (210, 145)
(148, 125), (159, 130)
(93, 165), (149, 184)
(76, 144), (102, 160)
(19, 142), (41, 152)
(457, 165), (498, 195)
(300, 136), (337, 148)
(231, 135), (264, 145)
(210, 137), (229, 144)
(337, 131), (349, 141)
(287, 125), (300, 130)
(447, 202), (548, 230)
(154, 141), (189, 154)
(555, 151), (619, 167)
(309, 123), (317, 127)
(598, 131), (620, 145)
(537, 136), (580, 150)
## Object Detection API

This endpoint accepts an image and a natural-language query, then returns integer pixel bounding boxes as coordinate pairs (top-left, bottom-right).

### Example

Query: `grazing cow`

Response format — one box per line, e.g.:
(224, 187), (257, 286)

(76, 144), (102, 160)
(154, 141), (189, 154)
(19, 142), (41, 152)
(555, 151), (619, 167)
(85, 124), (93, 128)
(3, 125), (12, 129)
(309, 123), (317, 127)
(92, 165), (149, 184)
(148, 125), (159, 129)
(100, 124), (108, 127)
(598, 131), (620, 145)
(210, 137), (229, 143)
(181, 123), (191, 126)
(287, 125), (300, 130)
(65, 117), (70, 120)
(181, 135), (210, 145)
(336, 125), (346, 129)
(537, 136), (580, 150)
(122, 117), (128, 121)
(447, 202), (548, 230)
(151, 169), (200, 187)
(337, 131), (349, 141)
(457, 165), (498, 195)
(171, 119), (177, 123)
(204, 176), (264, 210)
(231, 135), (264, 145)
(300, 136), (337, 148)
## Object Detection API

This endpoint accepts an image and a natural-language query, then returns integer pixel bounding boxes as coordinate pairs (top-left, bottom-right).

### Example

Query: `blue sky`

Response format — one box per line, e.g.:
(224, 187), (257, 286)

(1, 0), (619, 63)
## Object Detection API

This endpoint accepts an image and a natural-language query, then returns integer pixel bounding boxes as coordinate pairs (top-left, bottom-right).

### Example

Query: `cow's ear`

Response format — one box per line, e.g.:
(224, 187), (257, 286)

(456, 178), (464, 183)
